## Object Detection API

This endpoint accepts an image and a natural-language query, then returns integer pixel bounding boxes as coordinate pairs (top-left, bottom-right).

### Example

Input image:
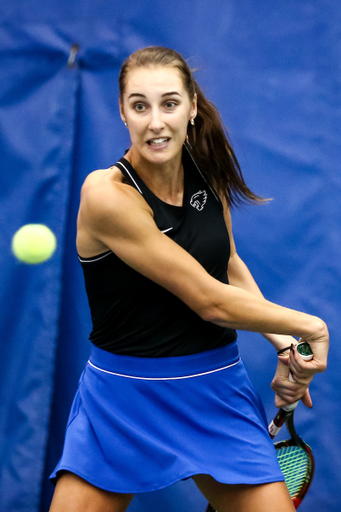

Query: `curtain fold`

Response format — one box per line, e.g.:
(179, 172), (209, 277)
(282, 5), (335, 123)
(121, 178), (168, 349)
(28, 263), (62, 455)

(0, 26), (80, 512)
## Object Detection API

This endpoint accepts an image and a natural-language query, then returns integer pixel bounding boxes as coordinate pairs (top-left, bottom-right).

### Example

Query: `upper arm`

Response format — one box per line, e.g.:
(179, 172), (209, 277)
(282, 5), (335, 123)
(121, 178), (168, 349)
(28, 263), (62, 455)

(78, 176), (223, 320)
(220, 195), (238, 264)
(221, 196), (262, 294)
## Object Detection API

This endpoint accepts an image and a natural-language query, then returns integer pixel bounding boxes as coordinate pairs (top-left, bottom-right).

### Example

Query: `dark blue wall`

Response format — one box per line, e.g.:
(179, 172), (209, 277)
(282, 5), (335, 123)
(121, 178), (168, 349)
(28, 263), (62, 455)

(0, 2), (340, 511)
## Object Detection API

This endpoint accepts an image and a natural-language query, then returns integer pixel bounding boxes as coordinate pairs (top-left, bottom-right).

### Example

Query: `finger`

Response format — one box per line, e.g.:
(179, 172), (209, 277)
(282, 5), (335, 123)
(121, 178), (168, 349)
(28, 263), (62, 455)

(289, 372), (312, 388)
(275, 393), (288, 408)
(295, 340), (328, 373)
(301, 388), (313, 408)
(275, 394), (284, 408)
(272, 375), (299, 399)
(289, 345), (314, 381)
(289, 344), (302, 369)
(275, 392), (298, 409)
(275, 356), (291, 378)
(275, 385), (309, 408)
(290, 370), (314, 388)
(277, 353), (290, 366)
(288, 364), (312, 384)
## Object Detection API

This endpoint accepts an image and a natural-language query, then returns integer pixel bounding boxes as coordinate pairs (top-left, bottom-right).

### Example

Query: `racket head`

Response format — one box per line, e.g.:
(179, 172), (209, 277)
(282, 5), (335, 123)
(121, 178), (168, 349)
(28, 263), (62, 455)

(275, 413), (315, 509)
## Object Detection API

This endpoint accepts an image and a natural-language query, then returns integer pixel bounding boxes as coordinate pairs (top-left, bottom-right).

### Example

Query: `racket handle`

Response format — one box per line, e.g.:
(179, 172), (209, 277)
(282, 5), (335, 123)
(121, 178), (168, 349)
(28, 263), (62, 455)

(269, 342), (313, 439)
(289, 342), (313, 382)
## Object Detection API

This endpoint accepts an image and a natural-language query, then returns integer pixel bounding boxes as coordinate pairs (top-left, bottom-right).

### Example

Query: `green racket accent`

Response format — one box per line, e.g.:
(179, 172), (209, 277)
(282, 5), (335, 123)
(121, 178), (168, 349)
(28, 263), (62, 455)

(276, 444), (313, 498)
(296, 342), (313, 358)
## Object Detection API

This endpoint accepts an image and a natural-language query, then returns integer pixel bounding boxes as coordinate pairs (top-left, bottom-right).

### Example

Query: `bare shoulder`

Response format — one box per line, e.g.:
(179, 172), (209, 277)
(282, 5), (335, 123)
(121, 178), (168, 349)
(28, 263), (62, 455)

(80, 166), (150, 221)
(81, 166), (126, 201)
(77, 166), (153, 257)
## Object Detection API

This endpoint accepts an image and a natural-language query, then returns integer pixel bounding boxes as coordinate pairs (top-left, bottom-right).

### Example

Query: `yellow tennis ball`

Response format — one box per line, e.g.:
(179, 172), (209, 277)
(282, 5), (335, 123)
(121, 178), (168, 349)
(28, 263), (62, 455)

(12, 224), (57, 264)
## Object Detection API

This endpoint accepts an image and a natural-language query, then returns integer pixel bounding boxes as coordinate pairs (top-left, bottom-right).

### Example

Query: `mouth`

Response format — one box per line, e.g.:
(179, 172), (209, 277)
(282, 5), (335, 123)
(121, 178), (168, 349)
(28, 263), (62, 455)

(147, 137), (170, 147)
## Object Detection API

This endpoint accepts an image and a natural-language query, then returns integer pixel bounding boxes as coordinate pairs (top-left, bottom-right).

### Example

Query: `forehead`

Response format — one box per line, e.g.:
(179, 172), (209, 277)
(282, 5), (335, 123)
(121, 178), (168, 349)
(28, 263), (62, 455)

(124, 65), (186, 97)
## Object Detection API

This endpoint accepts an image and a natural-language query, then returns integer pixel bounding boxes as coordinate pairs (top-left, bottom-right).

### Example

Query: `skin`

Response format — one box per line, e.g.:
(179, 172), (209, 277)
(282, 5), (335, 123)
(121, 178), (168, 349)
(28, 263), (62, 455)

(50, 64), (329, 512)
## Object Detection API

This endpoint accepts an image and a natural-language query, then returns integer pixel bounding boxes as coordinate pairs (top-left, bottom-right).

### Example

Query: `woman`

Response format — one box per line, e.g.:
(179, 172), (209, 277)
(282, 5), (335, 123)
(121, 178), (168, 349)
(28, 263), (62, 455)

(49, 47), (329, 512)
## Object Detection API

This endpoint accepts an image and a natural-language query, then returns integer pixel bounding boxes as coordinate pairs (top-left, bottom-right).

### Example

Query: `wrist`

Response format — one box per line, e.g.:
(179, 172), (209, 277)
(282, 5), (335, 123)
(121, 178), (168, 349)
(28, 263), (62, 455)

(277, 345), (293, 356)
(262, 333), (297, 353)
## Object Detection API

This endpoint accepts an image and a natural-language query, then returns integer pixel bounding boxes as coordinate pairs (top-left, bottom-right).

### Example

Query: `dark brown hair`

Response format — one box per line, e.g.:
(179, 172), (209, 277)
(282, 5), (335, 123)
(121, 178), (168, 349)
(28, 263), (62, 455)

(119, 46), (264, 207)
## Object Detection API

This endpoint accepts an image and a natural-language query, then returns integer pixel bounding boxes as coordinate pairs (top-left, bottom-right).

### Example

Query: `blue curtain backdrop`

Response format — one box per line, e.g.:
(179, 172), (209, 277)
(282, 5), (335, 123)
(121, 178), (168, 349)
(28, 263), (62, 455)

(0, 2), (340, 511)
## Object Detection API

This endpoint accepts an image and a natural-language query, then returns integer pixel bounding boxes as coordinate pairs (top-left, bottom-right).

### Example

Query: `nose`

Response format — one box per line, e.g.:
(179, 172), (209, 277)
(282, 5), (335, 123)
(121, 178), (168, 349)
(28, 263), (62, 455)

(148, 107), (165, 132)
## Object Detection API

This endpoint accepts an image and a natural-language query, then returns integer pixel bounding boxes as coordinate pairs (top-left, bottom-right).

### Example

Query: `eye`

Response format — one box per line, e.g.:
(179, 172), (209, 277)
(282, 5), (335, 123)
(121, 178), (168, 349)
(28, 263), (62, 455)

(134, 103), (146, 112)
(164, 101), (177, 109)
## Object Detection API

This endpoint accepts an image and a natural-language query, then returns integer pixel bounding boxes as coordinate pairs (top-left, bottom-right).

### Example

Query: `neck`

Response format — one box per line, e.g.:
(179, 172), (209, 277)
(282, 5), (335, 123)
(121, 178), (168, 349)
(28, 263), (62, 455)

(125, 148), (184, 206)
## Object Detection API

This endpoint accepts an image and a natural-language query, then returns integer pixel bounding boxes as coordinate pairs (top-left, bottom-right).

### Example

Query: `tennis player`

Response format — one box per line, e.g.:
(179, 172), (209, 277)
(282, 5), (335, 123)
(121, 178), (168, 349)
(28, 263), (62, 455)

(49, 47), (329, 512)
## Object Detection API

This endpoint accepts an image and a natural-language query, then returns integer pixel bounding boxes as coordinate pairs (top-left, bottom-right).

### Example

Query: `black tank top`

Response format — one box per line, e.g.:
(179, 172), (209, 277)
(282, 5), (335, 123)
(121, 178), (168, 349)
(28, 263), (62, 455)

(79, 147), (237, 357)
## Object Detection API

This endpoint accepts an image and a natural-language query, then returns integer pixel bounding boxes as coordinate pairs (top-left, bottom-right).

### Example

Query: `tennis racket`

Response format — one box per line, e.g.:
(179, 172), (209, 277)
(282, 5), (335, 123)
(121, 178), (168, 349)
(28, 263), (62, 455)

(269, 342), (315, 508)
(268, 401), (315, 509)
(206, 342), (315, 512)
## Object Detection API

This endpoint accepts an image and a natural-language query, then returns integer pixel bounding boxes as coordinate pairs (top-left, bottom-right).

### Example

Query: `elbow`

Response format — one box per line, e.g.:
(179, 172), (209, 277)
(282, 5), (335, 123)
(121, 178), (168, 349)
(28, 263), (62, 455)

(197, 302), (227, 326)
(192, 280), (234, 327)
(199, 307), (215, 323)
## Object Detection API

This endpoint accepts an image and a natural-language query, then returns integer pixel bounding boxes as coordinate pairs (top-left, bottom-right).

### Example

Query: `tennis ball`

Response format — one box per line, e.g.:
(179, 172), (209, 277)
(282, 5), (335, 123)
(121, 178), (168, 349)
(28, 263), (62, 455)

(12, 224), (57, 264)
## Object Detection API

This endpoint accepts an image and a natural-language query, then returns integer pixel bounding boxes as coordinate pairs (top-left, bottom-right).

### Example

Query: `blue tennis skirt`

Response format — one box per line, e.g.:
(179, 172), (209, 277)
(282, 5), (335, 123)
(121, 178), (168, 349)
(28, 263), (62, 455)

(50, 340), (284, 493)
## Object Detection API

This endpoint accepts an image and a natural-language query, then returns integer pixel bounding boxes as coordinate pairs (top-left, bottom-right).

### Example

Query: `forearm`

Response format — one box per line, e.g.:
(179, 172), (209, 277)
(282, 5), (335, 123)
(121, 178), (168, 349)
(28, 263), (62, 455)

(227, 253), (298, 350)
(203, 281), (325, 341)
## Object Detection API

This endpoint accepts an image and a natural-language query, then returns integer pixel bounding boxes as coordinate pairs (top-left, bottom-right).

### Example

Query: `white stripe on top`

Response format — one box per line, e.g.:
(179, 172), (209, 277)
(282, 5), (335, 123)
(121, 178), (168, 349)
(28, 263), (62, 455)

(185, 147), (220, 202)
(78, 251), (112, 263)
(115, 161), (143, 195)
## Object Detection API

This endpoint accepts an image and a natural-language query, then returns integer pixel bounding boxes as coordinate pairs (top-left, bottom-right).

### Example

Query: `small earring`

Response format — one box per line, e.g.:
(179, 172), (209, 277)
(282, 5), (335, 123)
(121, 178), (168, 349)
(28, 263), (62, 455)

(124, 121), (128, 128)
(190, 118), (195, 126)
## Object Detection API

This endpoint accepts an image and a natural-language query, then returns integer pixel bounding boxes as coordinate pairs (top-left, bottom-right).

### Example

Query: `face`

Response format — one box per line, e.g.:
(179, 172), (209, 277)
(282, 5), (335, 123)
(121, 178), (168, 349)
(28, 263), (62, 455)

(119, 65), (197, 166)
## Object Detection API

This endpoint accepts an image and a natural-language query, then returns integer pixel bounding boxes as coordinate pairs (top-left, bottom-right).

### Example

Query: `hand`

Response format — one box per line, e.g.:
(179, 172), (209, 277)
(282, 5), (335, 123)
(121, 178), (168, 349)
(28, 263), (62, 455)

(272, 320), (329, 409)
(271, 354), (313, 409)
(295, 322), (329, 376)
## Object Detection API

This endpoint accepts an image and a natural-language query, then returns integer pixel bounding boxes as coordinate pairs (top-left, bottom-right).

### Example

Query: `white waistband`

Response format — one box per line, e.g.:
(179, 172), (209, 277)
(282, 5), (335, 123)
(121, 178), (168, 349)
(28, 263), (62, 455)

(87, 357), (241, 381)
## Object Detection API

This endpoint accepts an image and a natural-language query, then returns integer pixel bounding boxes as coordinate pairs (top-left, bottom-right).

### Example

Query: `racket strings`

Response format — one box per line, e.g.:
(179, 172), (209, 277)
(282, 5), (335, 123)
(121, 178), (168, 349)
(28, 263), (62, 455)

(276, 445), (312, 497)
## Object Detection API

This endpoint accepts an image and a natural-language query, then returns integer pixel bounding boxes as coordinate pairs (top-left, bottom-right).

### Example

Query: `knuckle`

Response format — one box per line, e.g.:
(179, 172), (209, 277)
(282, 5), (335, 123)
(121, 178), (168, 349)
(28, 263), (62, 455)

(318, 362), (327, 373)
(271, 379), (278, 391)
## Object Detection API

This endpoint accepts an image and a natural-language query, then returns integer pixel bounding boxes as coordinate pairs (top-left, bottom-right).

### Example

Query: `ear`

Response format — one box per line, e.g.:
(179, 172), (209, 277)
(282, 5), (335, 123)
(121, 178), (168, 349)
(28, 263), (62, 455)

(190, 93), (197, 120)
(119, 99), (126, 124)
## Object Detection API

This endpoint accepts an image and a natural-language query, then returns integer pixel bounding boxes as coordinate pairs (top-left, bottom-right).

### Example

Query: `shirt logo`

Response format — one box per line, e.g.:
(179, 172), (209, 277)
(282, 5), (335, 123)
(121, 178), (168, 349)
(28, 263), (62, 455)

(190, 190), (207, 211)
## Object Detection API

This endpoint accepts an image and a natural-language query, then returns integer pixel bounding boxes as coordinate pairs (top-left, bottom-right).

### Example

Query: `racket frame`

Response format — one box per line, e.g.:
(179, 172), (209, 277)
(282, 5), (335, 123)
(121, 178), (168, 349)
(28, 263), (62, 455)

(270, 406), (315, 509)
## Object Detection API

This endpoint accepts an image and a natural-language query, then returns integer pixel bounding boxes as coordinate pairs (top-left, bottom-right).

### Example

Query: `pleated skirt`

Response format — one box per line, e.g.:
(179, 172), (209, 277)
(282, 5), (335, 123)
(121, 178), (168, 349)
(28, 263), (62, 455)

(50, 340), (284, 493)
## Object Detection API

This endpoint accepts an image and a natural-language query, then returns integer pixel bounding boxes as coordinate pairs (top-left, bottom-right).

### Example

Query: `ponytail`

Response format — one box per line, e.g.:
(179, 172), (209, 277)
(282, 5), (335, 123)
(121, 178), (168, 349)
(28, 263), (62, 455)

(187, 80), (265, 206)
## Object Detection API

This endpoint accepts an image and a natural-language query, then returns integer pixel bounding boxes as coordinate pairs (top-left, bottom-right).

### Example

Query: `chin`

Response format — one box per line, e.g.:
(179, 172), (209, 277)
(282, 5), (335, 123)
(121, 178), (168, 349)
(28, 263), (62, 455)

(144, 145), (182, 163)
(147, 153), (177, 166)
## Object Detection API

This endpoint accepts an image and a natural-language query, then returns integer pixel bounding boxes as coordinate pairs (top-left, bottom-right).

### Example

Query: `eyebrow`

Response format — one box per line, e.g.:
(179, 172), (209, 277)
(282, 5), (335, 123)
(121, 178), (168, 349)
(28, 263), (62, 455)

(128, 91), (182, 99)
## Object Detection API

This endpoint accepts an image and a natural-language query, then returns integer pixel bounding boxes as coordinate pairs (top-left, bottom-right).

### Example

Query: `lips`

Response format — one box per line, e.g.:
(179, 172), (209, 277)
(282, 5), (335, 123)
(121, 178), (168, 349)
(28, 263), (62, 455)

(147, 137), (170, 146)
